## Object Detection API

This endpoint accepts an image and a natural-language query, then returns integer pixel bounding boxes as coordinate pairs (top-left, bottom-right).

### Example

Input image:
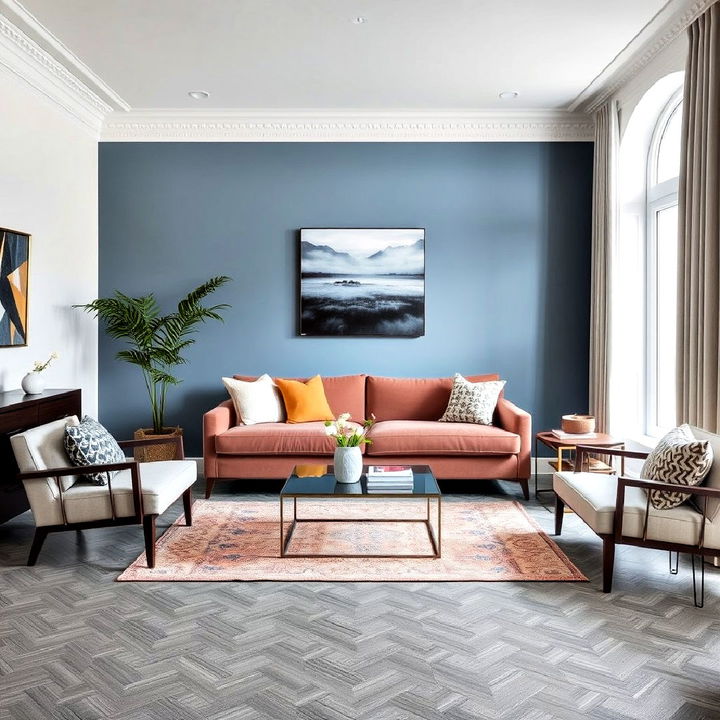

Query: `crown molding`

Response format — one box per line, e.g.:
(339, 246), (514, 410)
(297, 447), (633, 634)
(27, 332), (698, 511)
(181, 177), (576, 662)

(1, 0), (129, 112)
(0, 9), (113, 133)
(569, 0), (712, 113)
(101, 109), (595, 142)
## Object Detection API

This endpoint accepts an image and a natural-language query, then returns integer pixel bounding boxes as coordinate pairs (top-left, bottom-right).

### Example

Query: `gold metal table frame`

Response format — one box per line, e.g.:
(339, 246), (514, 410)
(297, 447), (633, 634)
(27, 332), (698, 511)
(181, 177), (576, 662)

(279, 494), (442, 559)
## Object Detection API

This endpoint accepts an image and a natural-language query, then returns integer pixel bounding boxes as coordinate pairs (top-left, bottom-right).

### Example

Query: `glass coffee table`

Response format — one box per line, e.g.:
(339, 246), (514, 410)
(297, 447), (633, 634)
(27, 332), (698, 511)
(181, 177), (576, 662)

(280, 464), (442, 559)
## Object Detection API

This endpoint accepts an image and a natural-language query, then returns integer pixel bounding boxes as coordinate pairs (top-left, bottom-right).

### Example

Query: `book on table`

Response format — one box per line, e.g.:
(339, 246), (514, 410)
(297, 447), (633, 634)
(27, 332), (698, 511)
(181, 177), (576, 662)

(550, 429), (599, 441)
(366, 465), (414, 478)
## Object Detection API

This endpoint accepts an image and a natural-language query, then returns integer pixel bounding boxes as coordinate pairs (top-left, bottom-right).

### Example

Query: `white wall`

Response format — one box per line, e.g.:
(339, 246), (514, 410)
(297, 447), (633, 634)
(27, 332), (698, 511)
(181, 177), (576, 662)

(0, 69), (98, 415)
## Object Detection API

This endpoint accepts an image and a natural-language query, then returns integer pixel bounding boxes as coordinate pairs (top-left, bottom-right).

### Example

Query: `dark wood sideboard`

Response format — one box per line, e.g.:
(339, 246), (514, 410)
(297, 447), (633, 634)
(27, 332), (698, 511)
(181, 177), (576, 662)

(0, 388), (81, 524)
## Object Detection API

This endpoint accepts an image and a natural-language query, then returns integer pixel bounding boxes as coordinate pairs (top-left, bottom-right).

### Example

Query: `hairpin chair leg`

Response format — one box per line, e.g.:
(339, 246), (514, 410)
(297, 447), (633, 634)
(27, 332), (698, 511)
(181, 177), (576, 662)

(691, 554), (705, 608)
(669, 551), (679, 575)
(143, 514), (158, 568)
(27, 527), (49, 566)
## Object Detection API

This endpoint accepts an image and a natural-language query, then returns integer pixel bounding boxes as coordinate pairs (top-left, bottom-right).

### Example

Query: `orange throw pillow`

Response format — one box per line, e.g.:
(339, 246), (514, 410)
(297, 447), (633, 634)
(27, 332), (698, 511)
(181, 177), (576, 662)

(275, 375), (335, 423)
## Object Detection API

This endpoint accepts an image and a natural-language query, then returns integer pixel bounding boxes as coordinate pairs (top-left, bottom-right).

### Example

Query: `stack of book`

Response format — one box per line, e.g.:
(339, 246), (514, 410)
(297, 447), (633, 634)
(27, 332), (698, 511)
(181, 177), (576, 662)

(366, 466), (414, 493)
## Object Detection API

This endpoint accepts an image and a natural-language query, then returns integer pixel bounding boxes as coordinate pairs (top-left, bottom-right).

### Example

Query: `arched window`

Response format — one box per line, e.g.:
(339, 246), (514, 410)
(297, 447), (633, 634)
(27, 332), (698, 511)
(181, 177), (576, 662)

(646, 89), (682, 436)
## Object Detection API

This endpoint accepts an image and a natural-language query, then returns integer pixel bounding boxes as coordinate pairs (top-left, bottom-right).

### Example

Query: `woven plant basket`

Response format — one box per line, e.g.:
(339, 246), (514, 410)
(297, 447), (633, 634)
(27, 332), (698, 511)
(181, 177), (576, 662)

(133, 426), (183, 462)
(560, 414), (596, 434)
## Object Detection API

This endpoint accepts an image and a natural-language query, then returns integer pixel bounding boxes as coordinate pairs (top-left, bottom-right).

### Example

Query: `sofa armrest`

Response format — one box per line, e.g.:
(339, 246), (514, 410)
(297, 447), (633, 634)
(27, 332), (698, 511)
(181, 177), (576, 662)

(496, 397), (531, 478)
(203, 400), (235, 478)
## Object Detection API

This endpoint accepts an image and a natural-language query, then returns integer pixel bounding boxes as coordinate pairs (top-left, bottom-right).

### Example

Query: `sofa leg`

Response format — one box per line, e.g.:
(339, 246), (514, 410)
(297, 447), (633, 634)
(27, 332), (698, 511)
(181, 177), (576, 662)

(27, 527), (49, 566)
(554, 495), (565, 535)
(205, 476), (216, 500)
(143, 514), (157, 568)
(183, 488), (193, 526)
(518, 478), (529, 501)
(602, 537), (615, 593)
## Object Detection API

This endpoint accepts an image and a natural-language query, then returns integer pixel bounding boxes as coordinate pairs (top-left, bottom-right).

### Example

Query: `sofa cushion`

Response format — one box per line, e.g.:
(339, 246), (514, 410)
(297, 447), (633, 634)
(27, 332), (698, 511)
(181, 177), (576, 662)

(553, 471), (720, 549)
(216, 421), (365, 456)
(366, 420), (520, 456)
(366, 375), (500, 421)
(234, 374), (366, 422)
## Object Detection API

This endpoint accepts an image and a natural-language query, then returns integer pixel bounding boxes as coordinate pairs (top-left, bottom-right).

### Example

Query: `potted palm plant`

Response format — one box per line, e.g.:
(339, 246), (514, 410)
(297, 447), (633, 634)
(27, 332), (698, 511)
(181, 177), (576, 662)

(78, 276), (231, 461)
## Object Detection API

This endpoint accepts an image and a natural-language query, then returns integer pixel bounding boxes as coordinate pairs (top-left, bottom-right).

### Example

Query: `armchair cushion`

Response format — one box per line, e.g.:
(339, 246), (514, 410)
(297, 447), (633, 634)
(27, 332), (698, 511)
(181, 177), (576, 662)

(64, 416), (126, 485)
(641, 425), (713, 510)
(34, 460), (197, 527)
(689, 426), (720, 521)
(553, 471), (720, 549)
(11, 415), (80, 494)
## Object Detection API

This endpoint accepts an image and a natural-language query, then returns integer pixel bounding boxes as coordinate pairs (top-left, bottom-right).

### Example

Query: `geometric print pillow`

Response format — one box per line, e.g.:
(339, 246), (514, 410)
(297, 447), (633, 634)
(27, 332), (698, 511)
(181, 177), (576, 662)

(439, 374), (506, 426)
(641, 424), (713, 510)
(64, 416), (126, 486)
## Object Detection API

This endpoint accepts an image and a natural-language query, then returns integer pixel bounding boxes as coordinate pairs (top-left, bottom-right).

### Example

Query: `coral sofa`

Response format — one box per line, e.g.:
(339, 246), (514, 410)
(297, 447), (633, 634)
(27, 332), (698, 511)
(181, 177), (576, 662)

(203, 374), (531, 499)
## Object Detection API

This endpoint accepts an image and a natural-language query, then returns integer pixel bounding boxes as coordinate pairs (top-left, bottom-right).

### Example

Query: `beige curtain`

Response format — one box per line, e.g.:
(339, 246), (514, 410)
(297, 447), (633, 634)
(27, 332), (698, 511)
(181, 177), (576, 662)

(677, 2), (720, 433)
(589, 101), (618, 433)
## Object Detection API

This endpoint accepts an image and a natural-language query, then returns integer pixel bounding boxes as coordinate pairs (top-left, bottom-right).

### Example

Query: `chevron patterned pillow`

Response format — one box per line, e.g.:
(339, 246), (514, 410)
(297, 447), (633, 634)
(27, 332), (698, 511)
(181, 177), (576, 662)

(439, 374), (505, 425)
(642, 425), (713, 510)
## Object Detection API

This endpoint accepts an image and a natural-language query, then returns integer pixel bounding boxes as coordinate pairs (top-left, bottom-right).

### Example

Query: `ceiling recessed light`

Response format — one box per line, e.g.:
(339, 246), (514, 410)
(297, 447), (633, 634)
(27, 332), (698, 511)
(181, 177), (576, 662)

(188, 90), (210, 100)
(351, 16), (367, 24)
(499, 91), (520, 100)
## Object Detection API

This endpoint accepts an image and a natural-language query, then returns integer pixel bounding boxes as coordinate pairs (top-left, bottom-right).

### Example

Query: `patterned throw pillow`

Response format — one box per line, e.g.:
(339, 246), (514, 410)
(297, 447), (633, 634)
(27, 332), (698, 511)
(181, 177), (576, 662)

(64, 416), (126, 486)
(439, 374), (506, 426)
(642, 424), (713, 510)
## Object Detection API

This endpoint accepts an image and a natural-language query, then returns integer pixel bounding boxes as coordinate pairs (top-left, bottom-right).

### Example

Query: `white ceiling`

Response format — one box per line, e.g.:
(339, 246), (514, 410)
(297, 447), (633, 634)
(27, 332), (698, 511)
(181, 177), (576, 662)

(14, 0), (669, 111)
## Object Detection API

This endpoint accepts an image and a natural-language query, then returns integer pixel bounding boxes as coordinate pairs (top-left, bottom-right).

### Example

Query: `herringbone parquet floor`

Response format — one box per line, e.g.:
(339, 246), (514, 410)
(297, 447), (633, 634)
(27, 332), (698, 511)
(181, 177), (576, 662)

(1, 478), (719, 720)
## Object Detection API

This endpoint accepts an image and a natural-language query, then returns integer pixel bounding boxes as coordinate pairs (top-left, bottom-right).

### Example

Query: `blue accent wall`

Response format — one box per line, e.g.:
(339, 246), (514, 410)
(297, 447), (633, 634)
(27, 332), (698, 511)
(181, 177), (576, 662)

(99, 142), (593, 456)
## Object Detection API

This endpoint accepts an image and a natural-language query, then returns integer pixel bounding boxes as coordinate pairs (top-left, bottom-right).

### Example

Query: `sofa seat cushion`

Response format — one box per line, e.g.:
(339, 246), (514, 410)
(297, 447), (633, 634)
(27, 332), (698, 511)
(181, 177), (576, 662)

(215, 421), (365, 456)
(58, 460), (197, 525)
(366, 420), (520, 456)
(553, 471), (720, 549)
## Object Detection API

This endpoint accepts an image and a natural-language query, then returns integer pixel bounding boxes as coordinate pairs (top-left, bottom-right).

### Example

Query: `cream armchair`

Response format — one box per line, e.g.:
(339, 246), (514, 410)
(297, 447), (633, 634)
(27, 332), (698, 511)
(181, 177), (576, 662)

(11, 416), (197, 567)
(553, 426), (720, 607)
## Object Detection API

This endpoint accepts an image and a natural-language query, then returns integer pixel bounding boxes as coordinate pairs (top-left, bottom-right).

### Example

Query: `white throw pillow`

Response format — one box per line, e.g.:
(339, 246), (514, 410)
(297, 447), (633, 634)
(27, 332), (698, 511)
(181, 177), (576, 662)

(222, 374), (286, 425)
(439, 374), (506, 425)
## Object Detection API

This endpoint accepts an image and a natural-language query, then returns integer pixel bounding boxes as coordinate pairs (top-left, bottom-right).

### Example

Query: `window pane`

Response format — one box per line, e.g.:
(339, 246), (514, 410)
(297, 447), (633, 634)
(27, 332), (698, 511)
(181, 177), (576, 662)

(656, 103), (683, 184)
(655, 204), (678, 430)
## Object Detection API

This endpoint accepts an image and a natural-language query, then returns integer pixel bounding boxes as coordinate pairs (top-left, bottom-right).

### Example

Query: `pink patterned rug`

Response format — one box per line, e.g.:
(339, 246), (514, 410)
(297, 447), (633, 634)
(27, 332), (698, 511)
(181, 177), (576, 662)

(117, 499), (586, 582)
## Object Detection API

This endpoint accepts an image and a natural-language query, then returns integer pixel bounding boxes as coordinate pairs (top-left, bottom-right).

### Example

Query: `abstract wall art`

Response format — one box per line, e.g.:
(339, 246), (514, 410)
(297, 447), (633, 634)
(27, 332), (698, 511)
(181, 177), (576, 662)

(0, 228), (30, 347)
(299, 228), (425, 337)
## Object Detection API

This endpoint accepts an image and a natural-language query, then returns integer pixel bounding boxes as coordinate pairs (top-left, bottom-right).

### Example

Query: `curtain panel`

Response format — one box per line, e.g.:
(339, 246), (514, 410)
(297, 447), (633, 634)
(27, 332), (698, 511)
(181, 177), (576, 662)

(677, 2), (720, 432)
(589, 101), (619, 433)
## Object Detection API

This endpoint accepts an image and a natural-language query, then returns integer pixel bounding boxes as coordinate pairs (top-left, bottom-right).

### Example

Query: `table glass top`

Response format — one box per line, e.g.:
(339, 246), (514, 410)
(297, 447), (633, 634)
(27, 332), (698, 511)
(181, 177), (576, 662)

(281, 464), (440, 496)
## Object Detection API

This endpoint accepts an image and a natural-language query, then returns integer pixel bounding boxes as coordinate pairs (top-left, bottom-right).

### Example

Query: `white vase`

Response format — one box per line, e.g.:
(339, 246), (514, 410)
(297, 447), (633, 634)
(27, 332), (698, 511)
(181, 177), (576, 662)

(21, 371), (45, 395)
(334, 446), (363, 484)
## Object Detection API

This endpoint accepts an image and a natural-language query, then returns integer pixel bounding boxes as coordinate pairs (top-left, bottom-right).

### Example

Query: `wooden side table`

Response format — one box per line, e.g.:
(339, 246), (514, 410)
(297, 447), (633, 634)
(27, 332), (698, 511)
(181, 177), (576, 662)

(534, 431), (625, 499)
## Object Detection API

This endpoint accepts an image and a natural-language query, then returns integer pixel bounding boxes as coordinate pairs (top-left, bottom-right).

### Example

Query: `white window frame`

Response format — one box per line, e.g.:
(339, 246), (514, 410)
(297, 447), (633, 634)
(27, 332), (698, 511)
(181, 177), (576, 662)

(645, 88), (682, 437)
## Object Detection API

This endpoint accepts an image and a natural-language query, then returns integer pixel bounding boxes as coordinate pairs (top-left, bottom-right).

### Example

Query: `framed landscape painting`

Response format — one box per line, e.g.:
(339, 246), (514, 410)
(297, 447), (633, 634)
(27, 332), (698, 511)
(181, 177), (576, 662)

(0, 228), (30, 347)
(300, 228), (425, 337)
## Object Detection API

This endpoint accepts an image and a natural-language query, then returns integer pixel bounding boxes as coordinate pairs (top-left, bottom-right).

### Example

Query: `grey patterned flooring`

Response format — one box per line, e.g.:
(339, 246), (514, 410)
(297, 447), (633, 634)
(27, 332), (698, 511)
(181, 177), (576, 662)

(1, 477), (720, 720)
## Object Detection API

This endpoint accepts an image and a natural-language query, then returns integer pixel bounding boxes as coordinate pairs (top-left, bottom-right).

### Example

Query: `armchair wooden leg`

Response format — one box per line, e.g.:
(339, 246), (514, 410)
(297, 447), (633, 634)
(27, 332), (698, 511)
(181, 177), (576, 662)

(518, 478), (529, 501)
(183, 488), (193, 526)
(27, 527), (49, 566)
(554, 495), (565, 535)
(602, 537), (615, 593)
(143, 514), (158, 568)
(205, 477), (216, 500)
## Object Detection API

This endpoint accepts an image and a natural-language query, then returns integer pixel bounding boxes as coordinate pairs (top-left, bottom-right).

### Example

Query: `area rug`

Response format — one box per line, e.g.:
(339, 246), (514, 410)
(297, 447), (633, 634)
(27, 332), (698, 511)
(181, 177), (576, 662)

(117, 499), (586, 582)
